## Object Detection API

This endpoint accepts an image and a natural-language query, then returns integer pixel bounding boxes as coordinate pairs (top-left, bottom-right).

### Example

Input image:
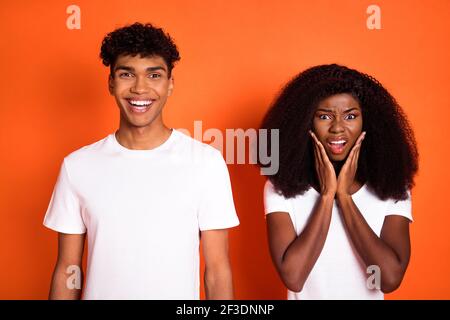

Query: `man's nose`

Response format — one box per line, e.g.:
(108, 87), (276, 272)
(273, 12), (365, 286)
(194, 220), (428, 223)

(131, 77), (149, 94)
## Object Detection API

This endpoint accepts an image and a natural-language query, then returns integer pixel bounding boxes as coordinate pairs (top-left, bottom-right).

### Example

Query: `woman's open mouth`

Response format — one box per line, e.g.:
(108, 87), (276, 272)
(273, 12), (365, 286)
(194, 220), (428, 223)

(327, 139), (347, 155)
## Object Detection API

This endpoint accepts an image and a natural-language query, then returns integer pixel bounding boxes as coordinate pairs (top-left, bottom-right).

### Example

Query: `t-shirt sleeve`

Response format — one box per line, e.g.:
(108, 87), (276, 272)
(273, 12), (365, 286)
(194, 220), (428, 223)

(263, 180), (292, 215)
(385, 190), (413, 222)
(197, 149), (240, 231)
(43, 159), (87, 234)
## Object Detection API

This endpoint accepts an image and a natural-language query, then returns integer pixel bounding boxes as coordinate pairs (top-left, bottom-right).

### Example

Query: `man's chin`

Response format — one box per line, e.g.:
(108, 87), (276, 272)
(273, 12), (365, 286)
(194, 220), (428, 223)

(121, 117), (155, 128)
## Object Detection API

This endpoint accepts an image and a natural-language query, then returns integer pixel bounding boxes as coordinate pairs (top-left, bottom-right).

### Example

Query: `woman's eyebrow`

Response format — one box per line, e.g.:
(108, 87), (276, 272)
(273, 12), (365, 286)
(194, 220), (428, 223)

(343, 107), (360, 113)
(316, 108), (333, 112)
(316, 107), (360, 113)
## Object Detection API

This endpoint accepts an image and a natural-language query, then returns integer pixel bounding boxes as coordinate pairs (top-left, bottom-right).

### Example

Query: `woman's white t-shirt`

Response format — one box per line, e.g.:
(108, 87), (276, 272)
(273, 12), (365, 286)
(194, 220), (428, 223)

(44, 129), (240, 299)
(264, 180), (412, 300)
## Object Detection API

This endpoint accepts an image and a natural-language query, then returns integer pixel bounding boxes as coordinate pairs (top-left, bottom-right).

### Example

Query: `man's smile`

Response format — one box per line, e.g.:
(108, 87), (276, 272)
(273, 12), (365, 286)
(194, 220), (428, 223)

(126, 98), (154, 113)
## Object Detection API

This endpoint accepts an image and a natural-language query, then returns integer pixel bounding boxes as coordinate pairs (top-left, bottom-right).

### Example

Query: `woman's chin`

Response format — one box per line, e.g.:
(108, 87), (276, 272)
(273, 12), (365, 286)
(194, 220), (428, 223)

(328, 152), (350, 163)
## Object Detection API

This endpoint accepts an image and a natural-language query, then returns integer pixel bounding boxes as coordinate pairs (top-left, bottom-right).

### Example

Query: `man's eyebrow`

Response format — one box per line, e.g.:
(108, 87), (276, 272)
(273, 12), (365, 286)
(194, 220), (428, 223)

(114, 65), (134, 72)
(146, 66), (167, 72)
(114, 65), (167, 72)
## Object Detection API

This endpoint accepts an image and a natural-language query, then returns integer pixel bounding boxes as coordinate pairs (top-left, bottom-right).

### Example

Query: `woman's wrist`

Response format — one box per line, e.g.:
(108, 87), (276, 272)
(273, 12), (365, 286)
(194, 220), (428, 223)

(320, 191), (336, 201)
(336, 191), (352, 205)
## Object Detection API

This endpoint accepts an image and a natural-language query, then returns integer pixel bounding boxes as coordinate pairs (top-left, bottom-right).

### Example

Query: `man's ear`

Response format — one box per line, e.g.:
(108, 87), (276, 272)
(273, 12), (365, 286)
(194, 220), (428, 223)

(108, 74), (114, 95)
(168, 76), (174, 96)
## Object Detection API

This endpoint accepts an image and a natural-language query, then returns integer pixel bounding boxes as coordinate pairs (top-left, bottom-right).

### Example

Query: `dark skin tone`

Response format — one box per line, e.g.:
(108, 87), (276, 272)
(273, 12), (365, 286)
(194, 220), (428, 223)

(266, 93), (411, 293)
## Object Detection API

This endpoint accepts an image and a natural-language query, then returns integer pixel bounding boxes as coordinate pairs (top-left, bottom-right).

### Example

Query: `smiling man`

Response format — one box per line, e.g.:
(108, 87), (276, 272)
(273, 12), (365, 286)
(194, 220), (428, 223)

(44, 23), (239, 300)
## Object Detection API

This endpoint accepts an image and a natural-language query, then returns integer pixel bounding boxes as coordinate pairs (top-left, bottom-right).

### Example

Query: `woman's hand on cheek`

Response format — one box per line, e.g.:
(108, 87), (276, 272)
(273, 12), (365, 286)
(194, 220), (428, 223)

(336, 131), (366, 197)
(309, 130), (337, 198)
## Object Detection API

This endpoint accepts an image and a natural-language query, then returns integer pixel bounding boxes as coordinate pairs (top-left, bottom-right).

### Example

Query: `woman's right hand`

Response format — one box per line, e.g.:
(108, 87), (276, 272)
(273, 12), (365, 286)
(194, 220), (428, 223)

(309, 130), (337, 198)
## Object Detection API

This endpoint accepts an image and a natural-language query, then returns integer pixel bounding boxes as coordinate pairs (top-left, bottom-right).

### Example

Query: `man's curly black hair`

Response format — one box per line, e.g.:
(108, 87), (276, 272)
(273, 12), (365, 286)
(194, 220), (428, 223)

(260, 64), (418, 201)
(100, 22), (180, 77)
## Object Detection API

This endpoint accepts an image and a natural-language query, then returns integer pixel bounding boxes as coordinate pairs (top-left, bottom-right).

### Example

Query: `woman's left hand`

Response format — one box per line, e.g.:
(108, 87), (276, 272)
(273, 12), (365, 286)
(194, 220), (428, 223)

(336, 132), (366, 197)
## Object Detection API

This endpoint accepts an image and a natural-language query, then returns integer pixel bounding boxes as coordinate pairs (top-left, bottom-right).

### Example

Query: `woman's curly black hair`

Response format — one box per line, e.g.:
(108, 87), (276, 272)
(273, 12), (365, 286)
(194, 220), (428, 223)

(100, 22), (180, 76)
(260, 64), (418, 201)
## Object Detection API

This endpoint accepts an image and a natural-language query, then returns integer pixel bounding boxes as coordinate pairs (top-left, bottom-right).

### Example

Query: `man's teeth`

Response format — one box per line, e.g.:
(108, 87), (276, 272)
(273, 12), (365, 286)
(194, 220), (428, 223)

(329, 140), (346, 145)
(129, 100), (152, 106)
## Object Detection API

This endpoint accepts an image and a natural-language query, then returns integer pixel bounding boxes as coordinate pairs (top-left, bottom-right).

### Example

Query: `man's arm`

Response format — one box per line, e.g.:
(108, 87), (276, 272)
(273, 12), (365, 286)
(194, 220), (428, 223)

(49, 233), (86, 300)
(201, 229), (234, 299)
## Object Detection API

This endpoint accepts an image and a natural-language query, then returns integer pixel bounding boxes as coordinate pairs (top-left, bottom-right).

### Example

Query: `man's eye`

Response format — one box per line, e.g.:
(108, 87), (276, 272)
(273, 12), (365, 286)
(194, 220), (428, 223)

(149, 73), (161, 79)
(119, 72), (133, 78)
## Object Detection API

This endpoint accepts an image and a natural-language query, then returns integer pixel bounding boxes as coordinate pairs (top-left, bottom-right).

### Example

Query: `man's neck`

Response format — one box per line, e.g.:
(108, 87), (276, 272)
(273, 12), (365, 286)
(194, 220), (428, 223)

(115, 124), (172, 151)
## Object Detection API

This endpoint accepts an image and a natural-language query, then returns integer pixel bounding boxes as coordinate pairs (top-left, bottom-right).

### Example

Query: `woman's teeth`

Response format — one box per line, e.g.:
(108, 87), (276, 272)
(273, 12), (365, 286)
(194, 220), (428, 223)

(329, 140), (346, 145)
(328, 140), (347, 154)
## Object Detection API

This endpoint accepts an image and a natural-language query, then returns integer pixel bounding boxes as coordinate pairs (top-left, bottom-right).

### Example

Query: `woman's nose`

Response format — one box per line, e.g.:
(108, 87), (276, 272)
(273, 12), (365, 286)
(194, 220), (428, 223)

(329, 119), (345, 133)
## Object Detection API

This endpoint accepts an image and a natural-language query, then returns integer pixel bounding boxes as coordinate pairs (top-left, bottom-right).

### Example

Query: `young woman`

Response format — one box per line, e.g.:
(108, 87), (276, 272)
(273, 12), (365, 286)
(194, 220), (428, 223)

(260, 64), (418, 299)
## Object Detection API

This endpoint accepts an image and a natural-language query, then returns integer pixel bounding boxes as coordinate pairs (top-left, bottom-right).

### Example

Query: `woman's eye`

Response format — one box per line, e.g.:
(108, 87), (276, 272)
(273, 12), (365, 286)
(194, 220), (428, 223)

(346, 114), (356, 120)
(319, 114), (331, 120)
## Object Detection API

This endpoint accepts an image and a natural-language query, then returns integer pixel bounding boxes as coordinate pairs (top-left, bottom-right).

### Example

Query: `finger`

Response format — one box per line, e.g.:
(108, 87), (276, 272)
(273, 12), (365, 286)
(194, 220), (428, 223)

(356, 131), (366, 146)
(309, 130), (321, 147)
(310, 131), (329, 165)
(351, 132), (365, 169)
(310, 131), (327, 188)
(310, 132), (323, 186)
(341, 141), (358, 173)
(314, 147), (322, 186)
(341, 150), (353, 173)
(346, 131), (364, 163)
(317, 141), (332, 167)
(312, 139), (320, 169)
(352, 143), (362, 170)
(345, 144), (360, 178)
(310, 131), (323, 166)
(347, 143), (357, 162)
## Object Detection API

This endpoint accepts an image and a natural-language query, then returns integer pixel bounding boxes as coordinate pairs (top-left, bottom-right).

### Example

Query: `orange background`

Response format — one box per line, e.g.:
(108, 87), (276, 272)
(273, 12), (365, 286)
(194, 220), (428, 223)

(1, 0), (449, 299)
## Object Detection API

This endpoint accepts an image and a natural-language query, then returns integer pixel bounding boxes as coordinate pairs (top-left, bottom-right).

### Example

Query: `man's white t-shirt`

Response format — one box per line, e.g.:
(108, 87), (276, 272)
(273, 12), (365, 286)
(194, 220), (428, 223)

(44, 129), (240, 300)
(264, 180), (413, 300)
